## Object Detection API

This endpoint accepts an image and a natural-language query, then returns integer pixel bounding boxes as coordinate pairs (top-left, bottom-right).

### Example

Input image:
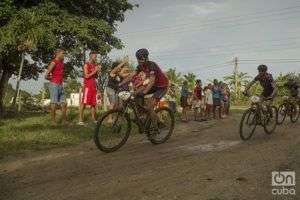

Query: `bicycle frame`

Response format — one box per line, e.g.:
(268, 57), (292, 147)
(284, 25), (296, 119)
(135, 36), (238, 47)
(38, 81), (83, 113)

(119, 97), (151, 134)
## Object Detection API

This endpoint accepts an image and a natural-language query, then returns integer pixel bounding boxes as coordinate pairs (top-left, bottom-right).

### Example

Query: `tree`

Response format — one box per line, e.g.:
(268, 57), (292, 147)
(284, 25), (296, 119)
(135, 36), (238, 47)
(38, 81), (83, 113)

(166, 68), (183, 86)
(0, 0), (136, 116)
(184, 72), (196, 90)
(224, 72), (251, 99)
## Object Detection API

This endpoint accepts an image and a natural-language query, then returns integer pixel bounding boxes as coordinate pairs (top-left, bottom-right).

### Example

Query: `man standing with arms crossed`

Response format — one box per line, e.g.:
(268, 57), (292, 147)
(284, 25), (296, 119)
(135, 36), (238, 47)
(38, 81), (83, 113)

(45, 49), (67, 126)
(78, 51), (101, 125)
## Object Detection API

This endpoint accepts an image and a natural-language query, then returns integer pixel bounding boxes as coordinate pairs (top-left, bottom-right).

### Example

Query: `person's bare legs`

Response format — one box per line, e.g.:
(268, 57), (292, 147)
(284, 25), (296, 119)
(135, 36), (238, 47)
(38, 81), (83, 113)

(50, 103), (56, 126)
(79, 104), (85, 123)
(91, 105), (96, 121)
(61, 103), (67, 125)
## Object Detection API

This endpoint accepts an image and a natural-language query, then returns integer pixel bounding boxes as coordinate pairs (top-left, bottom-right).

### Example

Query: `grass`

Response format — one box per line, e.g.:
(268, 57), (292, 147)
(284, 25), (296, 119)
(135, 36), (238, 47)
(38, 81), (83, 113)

(0, 109), (95, 157)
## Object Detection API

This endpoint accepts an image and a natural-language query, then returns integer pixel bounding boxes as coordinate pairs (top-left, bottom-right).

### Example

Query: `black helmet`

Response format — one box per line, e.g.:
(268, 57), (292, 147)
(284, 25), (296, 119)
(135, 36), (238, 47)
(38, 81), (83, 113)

(257, 64), (268, 72)
(135, 48), (149, 60)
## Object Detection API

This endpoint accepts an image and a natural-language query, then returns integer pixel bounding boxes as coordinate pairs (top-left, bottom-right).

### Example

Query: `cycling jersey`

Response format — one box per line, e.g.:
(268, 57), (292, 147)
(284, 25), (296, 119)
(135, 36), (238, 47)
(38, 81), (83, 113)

(254, 73), (275, 98)
(136, 61), (169, 88)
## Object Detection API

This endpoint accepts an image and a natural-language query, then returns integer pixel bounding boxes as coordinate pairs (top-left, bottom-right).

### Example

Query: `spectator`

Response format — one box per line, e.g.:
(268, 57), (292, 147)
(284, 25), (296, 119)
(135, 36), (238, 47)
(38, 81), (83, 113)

(180, 81), (189, 122)
(44, 49), (67, 126)
(212, 79), (222, 119)
(193, 79), (204, 121)
(168, 83), (177, 112)
(106, 56), (129, 110)
(204, 84), (213, 120)
(78, 51), (101, 125)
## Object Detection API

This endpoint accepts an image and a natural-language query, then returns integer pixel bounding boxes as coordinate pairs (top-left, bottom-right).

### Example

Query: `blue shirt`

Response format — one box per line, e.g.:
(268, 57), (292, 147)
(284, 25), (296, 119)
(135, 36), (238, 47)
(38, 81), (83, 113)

(212, 86), (221, 99)
(181, 85), (189, 97)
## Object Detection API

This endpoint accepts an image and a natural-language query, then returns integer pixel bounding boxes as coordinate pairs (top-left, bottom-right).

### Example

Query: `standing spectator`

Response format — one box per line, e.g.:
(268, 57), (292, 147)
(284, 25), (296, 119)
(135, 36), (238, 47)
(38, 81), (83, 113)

(106, 56), (129, 110)
(168, 83), (177, 112)
(193, 79), (204, 121)
(212, 79), (222, 119)
(78, 51), (101, 125)
(221, 83), (230, 116)
(45, 49), (67, 126)
(204, 84), (213, 120)
(180, 81), (189, 122)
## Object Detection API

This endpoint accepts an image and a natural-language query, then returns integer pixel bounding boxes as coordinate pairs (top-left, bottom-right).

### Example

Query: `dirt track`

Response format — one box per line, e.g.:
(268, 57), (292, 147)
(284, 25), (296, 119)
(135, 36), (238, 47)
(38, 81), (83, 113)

(1, 113), (299, 200)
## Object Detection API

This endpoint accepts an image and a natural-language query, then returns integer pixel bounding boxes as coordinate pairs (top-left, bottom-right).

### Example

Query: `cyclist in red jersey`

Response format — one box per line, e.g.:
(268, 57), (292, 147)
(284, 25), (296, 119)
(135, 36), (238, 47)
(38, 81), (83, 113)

(78, 51), (101, 125)
(45, 49), (67, 126)
(120, 49), (169, 132)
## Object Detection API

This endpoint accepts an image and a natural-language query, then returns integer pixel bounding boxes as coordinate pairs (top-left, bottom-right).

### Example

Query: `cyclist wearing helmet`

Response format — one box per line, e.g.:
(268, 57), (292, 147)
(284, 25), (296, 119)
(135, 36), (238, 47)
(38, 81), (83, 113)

(120, 48), (169, 133)
(244, 64), (277, 101)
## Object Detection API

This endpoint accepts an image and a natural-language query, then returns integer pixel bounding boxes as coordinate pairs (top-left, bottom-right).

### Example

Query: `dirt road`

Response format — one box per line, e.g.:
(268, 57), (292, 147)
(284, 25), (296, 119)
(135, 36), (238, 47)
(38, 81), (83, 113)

(1, 114), (299, 200)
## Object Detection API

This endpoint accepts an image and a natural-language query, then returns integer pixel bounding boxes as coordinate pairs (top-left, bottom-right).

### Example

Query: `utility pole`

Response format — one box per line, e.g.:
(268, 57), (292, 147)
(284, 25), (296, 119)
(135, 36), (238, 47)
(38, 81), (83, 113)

(234, 57), (239, 98)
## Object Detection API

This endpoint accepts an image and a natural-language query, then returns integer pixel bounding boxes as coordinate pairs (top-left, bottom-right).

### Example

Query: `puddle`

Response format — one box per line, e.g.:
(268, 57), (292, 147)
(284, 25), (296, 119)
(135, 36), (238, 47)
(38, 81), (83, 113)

(180, 141), (241, 153)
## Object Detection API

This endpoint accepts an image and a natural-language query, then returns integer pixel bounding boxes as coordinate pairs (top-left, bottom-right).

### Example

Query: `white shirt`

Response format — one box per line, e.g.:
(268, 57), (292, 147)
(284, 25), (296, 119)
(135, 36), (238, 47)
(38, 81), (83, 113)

(205, 89), (213, 105)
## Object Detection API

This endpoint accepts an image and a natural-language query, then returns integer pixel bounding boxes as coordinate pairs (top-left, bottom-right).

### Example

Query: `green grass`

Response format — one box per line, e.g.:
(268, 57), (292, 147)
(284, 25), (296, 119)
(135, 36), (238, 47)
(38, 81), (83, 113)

(0, 109), (95, 157)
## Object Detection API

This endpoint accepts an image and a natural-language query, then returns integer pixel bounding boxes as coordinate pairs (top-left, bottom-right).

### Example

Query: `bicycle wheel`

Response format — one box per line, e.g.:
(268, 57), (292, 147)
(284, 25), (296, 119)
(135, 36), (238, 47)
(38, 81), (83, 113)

(239, 109), (257, 141)
(290, 103), (300, 123)
(277, 103), (287, 125)
(263, 106), (278, 134)
(147, 107), (175, 145)
(94, 109), (131, 153)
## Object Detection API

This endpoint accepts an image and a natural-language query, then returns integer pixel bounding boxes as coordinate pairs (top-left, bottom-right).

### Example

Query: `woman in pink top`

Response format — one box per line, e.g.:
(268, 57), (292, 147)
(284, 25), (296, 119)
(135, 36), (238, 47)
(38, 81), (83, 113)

(45, 49), (67, 126)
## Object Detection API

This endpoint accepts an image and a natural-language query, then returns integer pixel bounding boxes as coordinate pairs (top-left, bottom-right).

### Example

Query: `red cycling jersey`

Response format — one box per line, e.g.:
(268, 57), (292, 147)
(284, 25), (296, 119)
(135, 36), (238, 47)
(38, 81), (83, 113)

(50, 59), (64, 84)
(136, 61), (169, 88)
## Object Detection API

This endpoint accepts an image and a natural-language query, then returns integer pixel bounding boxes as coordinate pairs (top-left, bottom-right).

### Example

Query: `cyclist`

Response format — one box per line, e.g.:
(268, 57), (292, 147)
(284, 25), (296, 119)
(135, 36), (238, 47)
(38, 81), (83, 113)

(120, 48), (169, 133)
(244, 64), (277, 110)
(284, 76), (299, 100)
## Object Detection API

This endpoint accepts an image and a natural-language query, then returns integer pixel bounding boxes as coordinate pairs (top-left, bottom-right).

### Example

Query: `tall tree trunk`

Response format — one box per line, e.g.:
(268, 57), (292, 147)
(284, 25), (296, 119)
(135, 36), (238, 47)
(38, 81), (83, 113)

(0, 69), (12, 117)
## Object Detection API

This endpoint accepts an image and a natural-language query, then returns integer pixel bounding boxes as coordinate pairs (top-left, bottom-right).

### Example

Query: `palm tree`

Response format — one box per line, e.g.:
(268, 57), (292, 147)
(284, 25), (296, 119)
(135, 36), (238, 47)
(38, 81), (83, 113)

(184, 72), (196, 90)
(166, 68), (183, 86)
(224, 72), (251, 98)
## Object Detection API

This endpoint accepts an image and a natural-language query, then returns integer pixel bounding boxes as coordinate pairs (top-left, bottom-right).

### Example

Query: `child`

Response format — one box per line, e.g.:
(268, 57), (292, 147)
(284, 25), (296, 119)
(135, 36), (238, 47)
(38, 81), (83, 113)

(204, 84), (213, 120)
(180, 81), (189, 122)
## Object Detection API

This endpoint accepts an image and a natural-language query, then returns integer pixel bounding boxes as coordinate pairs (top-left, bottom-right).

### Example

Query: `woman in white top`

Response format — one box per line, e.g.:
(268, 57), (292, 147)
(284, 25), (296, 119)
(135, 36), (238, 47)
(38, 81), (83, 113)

(204, 84), (213, 119)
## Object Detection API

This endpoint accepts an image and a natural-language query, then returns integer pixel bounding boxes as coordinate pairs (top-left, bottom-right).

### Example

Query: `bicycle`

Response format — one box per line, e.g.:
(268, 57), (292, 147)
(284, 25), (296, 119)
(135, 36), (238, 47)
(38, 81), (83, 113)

(277, 96), (300, 124)
(94, 91), (175, 153)
(239, 94), (278, 141)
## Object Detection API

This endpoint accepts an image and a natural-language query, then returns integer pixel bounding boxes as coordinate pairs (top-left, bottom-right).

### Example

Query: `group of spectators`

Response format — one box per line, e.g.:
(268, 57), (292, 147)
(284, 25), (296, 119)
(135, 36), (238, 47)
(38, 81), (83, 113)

(178, 79), (231, 122)
(44, 48), (231, 126)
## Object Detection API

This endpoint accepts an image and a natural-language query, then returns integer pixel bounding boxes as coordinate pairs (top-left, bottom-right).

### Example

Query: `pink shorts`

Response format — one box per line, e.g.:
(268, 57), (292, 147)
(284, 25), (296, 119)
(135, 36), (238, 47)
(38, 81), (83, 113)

(81, 87), (97, 106)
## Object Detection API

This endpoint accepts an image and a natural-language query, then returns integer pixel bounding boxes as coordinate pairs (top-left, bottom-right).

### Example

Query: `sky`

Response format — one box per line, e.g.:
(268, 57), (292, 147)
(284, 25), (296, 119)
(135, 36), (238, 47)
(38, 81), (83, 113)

(13, 0), (300, 94)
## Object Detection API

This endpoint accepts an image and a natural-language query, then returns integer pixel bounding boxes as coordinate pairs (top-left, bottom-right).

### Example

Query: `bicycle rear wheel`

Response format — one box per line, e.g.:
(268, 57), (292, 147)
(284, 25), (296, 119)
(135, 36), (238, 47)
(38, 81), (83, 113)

(290, 103), (300, 123)
(94, 109), (131, 153)
(277, 103), (287, 125)
(239, 109), (257, 141)
(147, 107), (175, 145)
(263, 106), (278, 134)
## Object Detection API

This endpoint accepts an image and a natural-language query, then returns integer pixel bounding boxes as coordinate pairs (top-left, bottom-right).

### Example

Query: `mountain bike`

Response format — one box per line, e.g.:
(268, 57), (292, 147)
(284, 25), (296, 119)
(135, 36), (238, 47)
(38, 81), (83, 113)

(94, 91), (175, 153)
(239, 94), (278, 141)
(277, 96), (300, 124)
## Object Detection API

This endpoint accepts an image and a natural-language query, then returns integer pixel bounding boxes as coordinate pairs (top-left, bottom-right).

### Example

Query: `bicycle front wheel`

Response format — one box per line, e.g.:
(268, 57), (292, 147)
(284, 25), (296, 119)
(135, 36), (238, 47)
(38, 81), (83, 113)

(147, 107), (175, 145)
(94, 109), (131, 153)
(290, 103), (300, 123)
(263, 106), (278, 135)
(277, 103), (287, 125)
(239, 109), (257, 141)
